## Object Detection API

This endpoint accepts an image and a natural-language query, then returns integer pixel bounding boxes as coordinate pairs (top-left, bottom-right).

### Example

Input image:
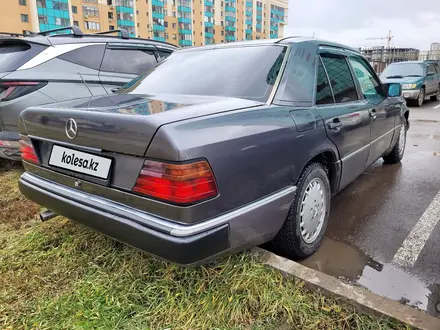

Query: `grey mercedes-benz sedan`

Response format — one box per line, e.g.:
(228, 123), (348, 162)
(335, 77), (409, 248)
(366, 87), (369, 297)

(18, 38), (409, 265)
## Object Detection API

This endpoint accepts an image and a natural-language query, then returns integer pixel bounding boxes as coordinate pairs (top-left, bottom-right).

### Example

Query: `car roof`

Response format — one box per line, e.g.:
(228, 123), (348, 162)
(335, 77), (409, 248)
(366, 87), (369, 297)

(0, 26), (177, 50)
(389, 61), (425, 65)
(176, 36), (361, 54)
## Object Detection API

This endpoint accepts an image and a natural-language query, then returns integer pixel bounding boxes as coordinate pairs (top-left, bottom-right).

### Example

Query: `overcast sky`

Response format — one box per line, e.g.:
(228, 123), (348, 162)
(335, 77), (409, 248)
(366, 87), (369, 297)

(284, 0), (440, 51)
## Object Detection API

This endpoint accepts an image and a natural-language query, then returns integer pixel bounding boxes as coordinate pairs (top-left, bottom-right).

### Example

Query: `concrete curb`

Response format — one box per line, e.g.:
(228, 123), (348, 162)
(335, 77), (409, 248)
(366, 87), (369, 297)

(253, 247), (440, 330)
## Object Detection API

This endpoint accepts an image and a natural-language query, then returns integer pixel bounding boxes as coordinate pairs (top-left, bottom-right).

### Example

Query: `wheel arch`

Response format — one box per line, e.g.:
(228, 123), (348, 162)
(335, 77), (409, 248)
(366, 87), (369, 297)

(302, 148), (341, 195)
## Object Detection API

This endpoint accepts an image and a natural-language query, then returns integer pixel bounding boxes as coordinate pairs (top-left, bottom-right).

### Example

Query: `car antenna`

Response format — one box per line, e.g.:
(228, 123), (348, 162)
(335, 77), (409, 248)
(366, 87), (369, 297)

(78, 72), (93, 96)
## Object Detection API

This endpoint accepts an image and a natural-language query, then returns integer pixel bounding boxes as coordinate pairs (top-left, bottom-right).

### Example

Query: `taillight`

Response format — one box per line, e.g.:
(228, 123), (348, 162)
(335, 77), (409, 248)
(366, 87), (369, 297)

(133, 159), (218, 205)
(19, 136), (39, 164)
(0, 81), (47, 102)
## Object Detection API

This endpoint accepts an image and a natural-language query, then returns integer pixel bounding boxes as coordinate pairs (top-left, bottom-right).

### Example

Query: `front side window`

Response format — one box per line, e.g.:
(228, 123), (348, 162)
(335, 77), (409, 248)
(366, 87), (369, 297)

(101, 48), (157, 75)
(315, 58), (334, 105)
(349, 55), (381, 99)
(427, 64), (436, 75)
(321, 55), (358, 103)
(118, 45), (286, 102)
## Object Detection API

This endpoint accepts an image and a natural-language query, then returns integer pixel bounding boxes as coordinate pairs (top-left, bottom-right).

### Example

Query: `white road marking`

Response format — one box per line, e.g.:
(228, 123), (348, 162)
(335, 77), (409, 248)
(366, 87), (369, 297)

(393, 190), (440, 268)
(434, 104), (440, 109)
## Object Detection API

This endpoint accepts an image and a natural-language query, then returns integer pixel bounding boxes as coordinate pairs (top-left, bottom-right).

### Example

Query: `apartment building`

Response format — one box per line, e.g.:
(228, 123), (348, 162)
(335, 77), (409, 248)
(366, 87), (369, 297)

(0, 0), (288, 46)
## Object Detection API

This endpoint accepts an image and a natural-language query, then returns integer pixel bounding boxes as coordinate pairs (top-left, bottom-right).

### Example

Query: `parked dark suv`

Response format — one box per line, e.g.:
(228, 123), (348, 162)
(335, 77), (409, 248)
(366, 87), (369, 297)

(0, 26), (177, 160)
(18, 38), (409, 265)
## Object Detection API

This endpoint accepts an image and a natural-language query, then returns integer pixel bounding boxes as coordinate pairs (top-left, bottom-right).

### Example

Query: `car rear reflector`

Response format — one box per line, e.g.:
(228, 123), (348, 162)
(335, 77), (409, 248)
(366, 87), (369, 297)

(19, 136), (38, 164)
(133, 159), (218, 205)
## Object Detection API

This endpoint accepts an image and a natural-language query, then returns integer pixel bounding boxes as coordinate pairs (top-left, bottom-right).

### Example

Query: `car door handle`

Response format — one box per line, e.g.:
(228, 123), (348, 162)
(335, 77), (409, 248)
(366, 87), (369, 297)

(328, 119), (342, 131)
(369, 109), (377, 120)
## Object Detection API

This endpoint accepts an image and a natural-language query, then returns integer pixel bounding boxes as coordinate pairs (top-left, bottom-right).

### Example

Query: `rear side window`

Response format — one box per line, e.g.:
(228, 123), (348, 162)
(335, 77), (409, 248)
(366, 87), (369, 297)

(321, 55), (358, 103)
(315, 58), (334, 105)
(156, 50), (172, 62)
(58, 44), (106, 70)
(101, 48), (157, 75)
(0, 42), (32, 72)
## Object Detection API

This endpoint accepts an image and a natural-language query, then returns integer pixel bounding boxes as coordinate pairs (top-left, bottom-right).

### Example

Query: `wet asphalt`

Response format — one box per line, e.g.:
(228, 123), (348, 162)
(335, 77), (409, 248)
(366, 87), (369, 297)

(301, 100), (440, 317)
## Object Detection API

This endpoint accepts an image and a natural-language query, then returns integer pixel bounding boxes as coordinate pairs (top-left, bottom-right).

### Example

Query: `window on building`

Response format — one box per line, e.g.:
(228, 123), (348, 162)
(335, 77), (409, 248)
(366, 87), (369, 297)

(72, 5), (78, 13)
(84, 21), (101, 30)
(101, 48), (157, 75)
(38, 15), (47, 24)
(164, 21), (168, 27)
(83, 6), (99, 17)
(221, 30), (224, 36)
(137, 23), (140, 27)
(36, 0), (46, 7)
(109, 25), (115, 30)
(136, 10), (139, 14)
(172, 11), (176, 17)
(19, 0), (27, 6)
(165, 32), (169, 39)
(173, 33), (176, 39)
(321, 55), (358, 103)
(107, 0), (113, 4)
(108, 12), (114, 19)
(20, 14), (29, 22)
(73, 20), (79, 26)
(200, 32), (202, 36)
(54, 1), (69, 10)
(172, 23), (176, 28)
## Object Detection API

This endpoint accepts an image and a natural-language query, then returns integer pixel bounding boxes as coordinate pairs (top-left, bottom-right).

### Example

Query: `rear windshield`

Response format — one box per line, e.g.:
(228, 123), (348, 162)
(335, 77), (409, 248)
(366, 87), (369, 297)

(381, 63), (424, 78)
(118, 45), (286, 102)
(0, 42), (33, 72)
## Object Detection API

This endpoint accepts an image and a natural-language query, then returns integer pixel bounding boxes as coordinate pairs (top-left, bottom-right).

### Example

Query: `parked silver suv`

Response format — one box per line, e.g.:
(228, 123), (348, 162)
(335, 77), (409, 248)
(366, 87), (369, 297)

(0, 26), (176, 160)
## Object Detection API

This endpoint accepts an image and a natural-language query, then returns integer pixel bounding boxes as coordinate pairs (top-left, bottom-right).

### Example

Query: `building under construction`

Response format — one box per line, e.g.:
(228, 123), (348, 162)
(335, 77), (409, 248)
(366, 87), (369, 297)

(359, 46), (420, 73)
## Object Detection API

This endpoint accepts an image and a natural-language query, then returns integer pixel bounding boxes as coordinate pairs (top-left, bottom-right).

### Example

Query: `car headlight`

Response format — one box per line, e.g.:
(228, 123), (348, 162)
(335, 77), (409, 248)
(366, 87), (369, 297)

(402, 84), (417, 89)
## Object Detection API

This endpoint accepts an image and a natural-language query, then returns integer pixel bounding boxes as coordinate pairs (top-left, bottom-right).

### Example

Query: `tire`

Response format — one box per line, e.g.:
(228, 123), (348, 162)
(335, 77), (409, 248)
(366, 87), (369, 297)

(383, 119), (407, 164)
(267, 163), (331, 260)
(415, 87), (425, 107)
(430, 86), (440, 101)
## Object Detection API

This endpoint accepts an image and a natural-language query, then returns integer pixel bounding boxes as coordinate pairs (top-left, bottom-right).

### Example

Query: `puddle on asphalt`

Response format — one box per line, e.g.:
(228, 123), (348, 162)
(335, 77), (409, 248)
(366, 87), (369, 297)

(301, 237), (438, 314)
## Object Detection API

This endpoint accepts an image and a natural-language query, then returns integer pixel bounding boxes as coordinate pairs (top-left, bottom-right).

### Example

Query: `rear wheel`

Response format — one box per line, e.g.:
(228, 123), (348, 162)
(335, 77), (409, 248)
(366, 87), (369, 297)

(267, 163), (330, 260)
(430, 86), (440, 101)
(383, 119), (407, 164)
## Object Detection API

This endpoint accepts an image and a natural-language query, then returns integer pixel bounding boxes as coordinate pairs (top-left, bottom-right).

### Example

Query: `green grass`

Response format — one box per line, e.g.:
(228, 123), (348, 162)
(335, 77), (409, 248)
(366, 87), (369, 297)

(0, 160), (409, 329)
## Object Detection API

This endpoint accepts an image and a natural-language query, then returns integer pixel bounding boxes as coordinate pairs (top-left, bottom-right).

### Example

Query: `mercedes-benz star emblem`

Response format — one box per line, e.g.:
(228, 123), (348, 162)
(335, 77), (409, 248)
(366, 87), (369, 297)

(65, 118), (78, 140)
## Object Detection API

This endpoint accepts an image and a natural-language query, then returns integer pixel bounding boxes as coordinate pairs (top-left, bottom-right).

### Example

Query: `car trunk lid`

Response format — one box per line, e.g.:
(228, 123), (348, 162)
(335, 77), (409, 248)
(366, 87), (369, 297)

(20, 93), (262, 156)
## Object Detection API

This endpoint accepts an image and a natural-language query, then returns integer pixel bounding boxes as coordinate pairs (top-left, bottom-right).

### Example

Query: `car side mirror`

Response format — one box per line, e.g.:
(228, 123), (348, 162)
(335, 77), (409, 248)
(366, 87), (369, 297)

(384, 83), (401, 97)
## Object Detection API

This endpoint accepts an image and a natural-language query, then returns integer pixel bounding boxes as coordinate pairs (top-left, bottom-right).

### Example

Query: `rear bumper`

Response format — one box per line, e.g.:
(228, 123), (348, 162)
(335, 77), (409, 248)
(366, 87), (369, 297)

(19, 172), (296, 265)
(0, 131), (20, 161)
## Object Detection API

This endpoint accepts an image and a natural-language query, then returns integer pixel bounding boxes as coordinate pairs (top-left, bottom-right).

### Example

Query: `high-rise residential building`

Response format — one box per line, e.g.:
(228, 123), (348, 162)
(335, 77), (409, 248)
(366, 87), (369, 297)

(0, 0), (288, 46)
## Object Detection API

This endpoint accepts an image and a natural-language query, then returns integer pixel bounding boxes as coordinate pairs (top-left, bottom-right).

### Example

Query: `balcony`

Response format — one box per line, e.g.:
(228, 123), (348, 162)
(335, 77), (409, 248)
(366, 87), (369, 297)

(152, 12), (165, 19)
(245, 19), (252, 25)
(270, 24), (278, 31)
(178, 17), (191, 23)
(256, 23), (261, 29)
(225, 5), (236, 11)
(205, 21), (213, 27)
(225, 35), (235, 41)
(256, 14), (262, 20)
(152, 0), (165, 6)
(117, 19), (135, 27)
(153, 36), (166, 42)
(116, 5), (134, 13)
(225, 26), (236, 31)
(153, 24), (165, 31)
(179, 39), (192, 46)
(178, 6), (191, 12)
(246, 1), (252, 7)
(179, 28), (192, 34)
(225, 15), (236, 21)
(205, 32), (214, 37)
(204, 0), (214, 6)
(270, 33), (278, 38)
(205, 11), (213, 17)
(245, 28), (252, 34)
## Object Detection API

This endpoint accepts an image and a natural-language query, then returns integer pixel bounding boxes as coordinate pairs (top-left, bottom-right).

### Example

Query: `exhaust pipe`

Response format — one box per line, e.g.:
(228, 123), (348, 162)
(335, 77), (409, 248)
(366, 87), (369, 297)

(40, 210), (57, 222)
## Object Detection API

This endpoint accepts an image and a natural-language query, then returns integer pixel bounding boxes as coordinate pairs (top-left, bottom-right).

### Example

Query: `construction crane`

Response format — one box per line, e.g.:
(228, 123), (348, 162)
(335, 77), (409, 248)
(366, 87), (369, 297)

(366, 30), (394, 47)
